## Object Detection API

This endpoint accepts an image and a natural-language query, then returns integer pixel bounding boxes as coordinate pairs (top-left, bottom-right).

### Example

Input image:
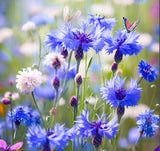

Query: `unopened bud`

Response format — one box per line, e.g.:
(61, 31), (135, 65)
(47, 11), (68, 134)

(51, 77), (60, 90)
(52, 57), (61, 71)
(70, 96), (77, 107)
(74, 47), (84, 61)
(111, 62), (118, 74)
(116, 104), (125, 123)
(92, 132), (102, 148)
(2, 98), (11, 105)
(75, 74), (82, 85)
(116, 69), (122, 76)
(4, 91), (12, 98)
(114, 50), (123, 64)
(61, 47), (68, 59)
(50, 107), (57, 116)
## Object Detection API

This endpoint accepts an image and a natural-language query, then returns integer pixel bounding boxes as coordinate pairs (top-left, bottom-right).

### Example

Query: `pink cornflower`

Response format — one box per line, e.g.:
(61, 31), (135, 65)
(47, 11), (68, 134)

(16, 67), (43, 94)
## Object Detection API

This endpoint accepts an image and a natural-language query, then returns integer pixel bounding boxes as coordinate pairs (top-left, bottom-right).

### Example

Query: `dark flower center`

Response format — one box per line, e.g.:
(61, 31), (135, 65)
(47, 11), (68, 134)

(72, 31), (92, 47)
(115, 87), (126, 100)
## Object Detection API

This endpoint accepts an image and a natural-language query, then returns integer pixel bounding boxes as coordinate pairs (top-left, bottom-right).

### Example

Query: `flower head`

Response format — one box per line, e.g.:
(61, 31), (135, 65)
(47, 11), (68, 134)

(16, 67), (43, 94)
(8, 106), (33, 127)
(45, 22), (105, 53)
(26, 124), (68, 150)
(138, 60), (158, 82)
(88, 14), (116, 30)
(104, 30), (143, 59)
(43, 52), (66, 71)
(136, 110), (159, 138)
(101, 76), (142, 108)
(75, 110), (118, 140)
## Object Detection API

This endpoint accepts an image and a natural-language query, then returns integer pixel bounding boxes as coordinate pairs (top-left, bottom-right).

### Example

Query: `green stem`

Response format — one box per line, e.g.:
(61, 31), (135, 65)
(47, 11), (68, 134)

(137, 77), (143, 85)
(149, 85), (157, 108)
(132, 134), (142, 151)
(98, 53), (105, 85)
(76, 60), (81, 73)
(31, 92), (47, 131)
(74, 85), (80, 122)
(37, 31), (42, 69)
(94, 146), (99, 151)
(53, 89), (59, 107)
(60, 51), (73, 96)
(10, 103), (14, 144)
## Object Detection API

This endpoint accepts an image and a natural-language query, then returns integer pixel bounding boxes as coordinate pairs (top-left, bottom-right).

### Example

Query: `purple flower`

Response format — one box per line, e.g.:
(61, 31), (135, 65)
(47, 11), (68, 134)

(101, 76), (142, 108)
(88, 14), (116, 30)
(138, 60), (158, 82)
(0, 139), (23, 151)
(75, 110), (118, 139)
(26, 124), (68, 150)
(45, 22), (105, 53)
(136, 110), (159, 138)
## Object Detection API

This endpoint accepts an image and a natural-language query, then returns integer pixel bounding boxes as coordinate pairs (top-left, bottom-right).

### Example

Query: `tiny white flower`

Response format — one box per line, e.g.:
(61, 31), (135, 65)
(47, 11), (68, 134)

(16, 67), (43, 94)
(12, 92), (20, 101)
(43, 52), (66, 70)
(21, 21), (36, 32)
(0, 28), (13, 43)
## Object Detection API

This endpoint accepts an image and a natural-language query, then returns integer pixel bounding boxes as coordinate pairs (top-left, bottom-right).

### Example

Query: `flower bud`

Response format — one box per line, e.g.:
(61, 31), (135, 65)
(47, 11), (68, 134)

(15, 119), (21, 126)
(75, 74), (82, 85)
(114, 50), (123, 64)
(2, 98), (11, 105)
(8, 78), (15, 85)
(52, 57), (61, 71)
(51, 77), (60, 90)
(111, 62), (118, 74)
(50, 107), (57, 116)
(74, 47), (84, 61)
(70, 96), (77, 107)
(4, 91), (12, 98)
(92, 132), (102, 148)
(61, 47), (68, 59)
(116, 104), (125, 123)
(116, 69), (123, 76)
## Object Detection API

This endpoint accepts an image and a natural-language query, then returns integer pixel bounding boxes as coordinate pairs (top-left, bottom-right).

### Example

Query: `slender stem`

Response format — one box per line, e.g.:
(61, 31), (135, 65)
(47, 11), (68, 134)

(10, 103), (14, 144)
(98, 53), (105, 85)
(60, 51), (73, 96)
(94, 146), (99, 151)
(37, 30), (42, 69)
(31, 92), (47, 131)
(53, 89), (59, 107)
(149, 86), (156, 108)
(137, 77), (143, 84)
(76, 60), (81, 73)
(132, 134), (142, 151)
(74, 85), (80, 122)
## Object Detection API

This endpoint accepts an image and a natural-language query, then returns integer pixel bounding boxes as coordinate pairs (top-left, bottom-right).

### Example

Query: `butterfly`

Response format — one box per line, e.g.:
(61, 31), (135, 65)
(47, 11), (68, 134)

(0, 103), (5, 117)
(63, 6), (81, 23)
(123, 17), (140, 33)
(0, 139), (23, 151)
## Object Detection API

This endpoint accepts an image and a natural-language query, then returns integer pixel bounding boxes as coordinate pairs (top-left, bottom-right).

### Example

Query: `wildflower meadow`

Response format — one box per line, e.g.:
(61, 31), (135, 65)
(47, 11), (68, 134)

(0, 0), (159, 151)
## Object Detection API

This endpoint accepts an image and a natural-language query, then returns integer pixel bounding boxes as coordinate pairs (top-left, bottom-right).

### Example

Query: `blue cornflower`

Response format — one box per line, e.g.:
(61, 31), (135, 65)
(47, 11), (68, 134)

(88, 14), (116, 30)
(29, 12), (54, 26)
(101, 76), (142, 108)
(26, 124), (68, 150)
(75, 110), (118, 140)
(138, 60), (158, 82)
(136, 110), (159, 138)
(8, 106), (33, 127)
(104, 30), (143, 63)
(45, 22), (105, 53)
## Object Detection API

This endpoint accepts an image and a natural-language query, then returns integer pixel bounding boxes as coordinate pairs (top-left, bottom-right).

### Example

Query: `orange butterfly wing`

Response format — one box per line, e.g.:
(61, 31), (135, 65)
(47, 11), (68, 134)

(0, 103), (5, 117)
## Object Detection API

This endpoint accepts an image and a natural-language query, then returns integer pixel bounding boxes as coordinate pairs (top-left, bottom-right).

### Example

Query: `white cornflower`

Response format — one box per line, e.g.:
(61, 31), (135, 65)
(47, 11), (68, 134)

(43, 52), (66, 70)
(21, 21), (36, 32)
(16, 67), (43, 94)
